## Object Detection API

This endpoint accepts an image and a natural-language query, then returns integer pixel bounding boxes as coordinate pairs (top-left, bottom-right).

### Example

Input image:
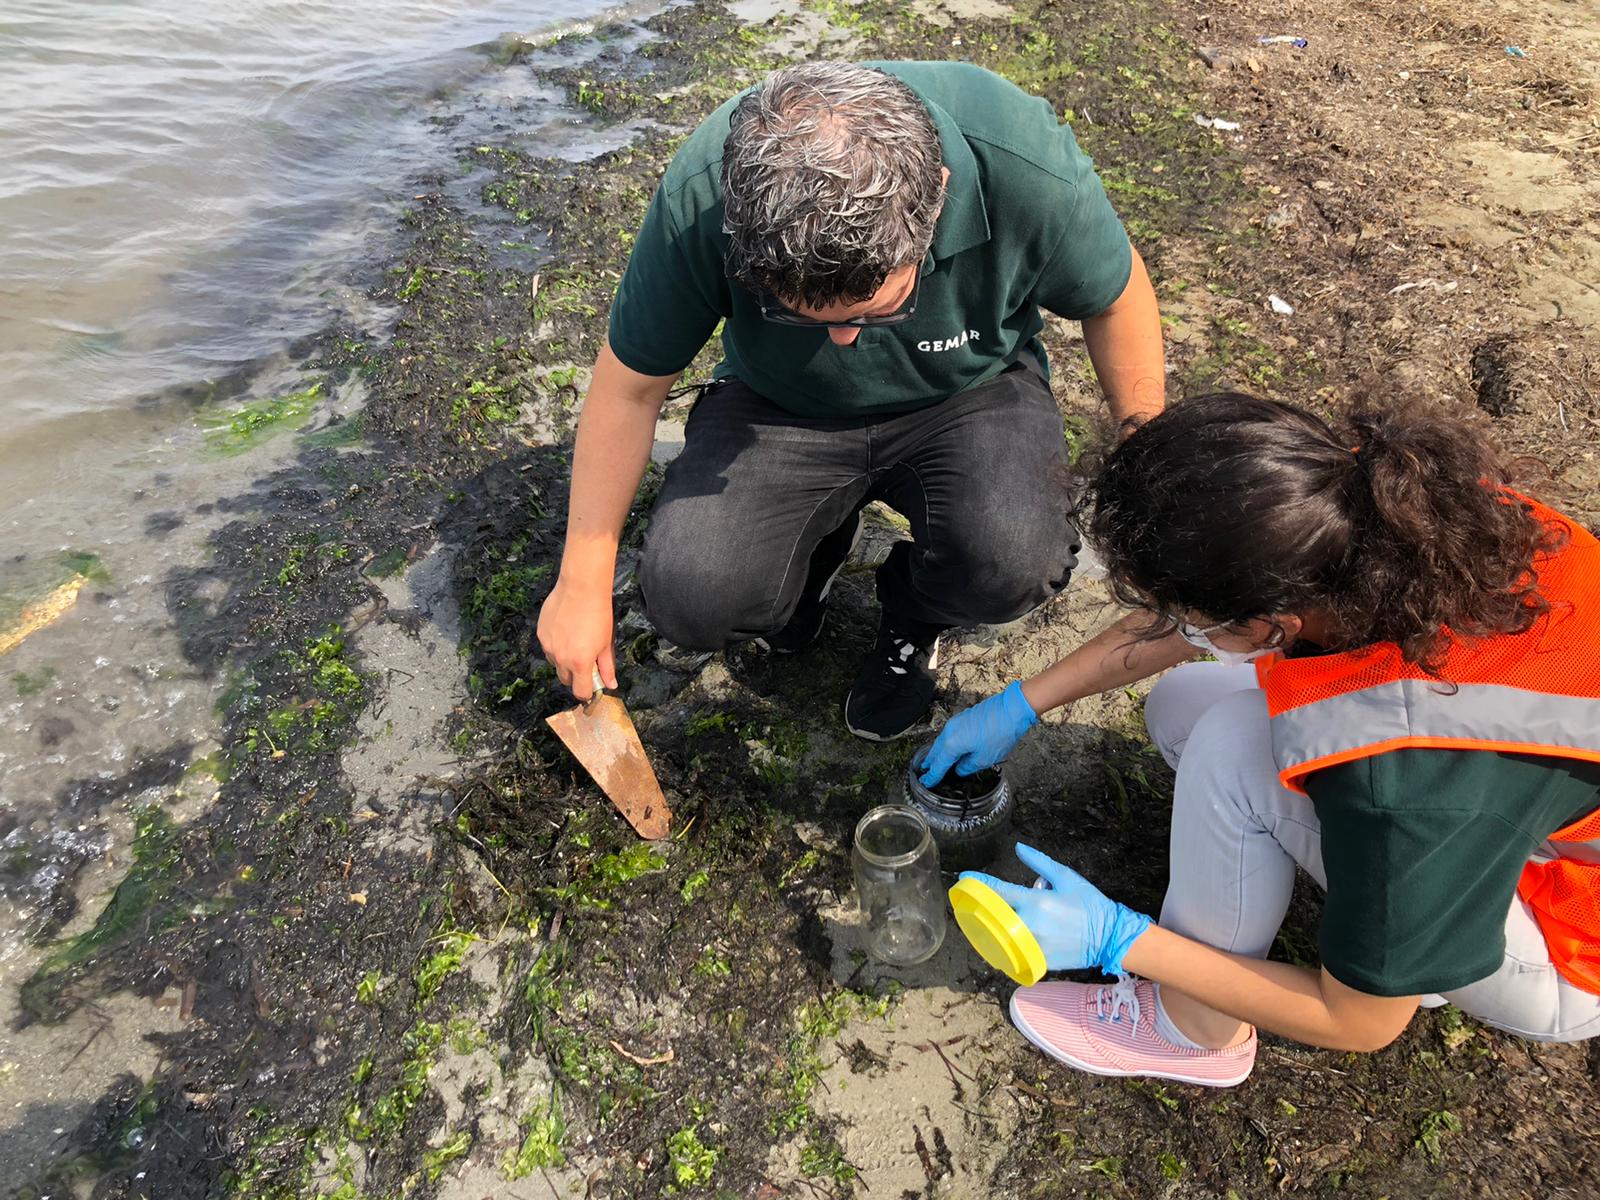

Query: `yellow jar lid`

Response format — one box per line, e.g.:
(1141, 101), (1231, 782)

(948, 877), (1047, 986)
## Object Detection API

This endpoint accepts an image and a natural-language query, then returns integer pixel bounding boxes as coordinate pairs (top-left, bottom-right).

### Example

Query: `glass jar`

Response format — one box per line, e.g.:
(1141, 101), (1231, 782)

(852, 804), (947, 966)
(905, 746), (1014, 871)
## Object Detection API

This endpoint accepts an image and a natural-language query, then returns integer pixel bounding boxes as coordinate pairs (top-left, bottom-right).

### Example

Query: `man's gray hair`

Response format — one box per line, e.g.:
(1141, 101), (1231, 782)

(721, 61), (944, 310)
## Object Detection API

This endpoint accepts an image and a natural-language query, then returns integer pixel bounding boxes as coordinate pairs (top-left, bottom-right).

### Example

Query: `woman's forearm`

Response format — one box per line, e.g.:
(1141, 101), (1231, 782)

(1123, 925), (1420, 1052)
(1019, 611), (1199, 715)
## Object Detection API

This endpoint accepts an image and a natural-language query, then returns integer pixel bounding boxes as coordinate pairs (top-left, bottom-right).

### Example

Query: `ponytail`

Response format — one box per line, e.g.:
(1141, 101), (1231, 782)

(1334, 398), (1560, 667)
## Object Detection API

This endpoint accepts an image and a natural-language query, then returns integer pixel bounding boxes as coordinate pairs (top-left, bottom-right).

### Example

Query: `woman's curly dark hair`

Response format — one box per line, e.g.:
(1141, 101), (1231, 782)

(1087, 392), (1565, 669)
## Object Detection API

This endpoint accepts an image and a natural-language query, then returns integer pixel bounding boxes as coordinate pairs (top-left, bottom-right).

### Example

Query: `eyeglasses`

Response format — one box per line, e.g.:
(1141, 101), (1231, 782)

(756, 267), (923, 330)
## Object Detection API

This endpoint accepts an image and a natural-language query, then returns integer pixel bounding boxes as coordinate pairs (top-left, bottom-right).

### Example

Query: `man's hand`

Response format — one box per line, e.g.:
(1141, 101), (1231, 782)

(1115, 412), (1152, 440)
(536, 576), (617, 700)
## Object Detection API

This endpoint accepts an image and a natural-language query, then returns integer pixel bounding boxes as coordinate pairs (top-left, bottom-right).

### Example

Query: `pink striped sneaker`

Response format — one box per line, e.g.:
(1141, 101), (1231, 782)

(1010, 977), (1257, 1088)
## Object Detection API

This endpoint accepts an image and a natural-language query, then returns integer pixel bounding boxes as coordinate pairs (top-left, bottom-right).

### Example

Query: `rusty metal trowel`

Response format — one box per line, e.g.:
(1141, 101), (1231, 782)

(546, 669), (671, 840)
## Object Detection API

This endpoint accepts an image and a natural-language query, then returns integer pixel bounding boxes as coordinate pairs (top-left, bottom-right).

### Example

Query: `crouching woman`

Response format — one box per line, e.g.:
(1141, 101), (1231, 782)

(921, 392), (1600, 1085)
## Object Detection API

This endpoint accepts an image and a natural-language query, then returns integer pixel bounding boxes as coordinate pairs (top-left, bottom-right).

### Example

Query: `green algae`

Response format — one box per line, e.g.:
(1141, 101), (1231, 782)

(505, 1092), (567, 1178)
(413, 927), (476, 1007)
(303, 414), (366, 449)
(0, 549), (112, 633)
(200, 380), (325, 456)
(365, 544), (411, 578)
(549, 843), (668, 910)
(344, 1021), (446, 1143)
(21, 806), (183, 1022)
(422, 1130), (473, 1182)
(665, 1123), (720, 1191)
(13, 665), (58, 696)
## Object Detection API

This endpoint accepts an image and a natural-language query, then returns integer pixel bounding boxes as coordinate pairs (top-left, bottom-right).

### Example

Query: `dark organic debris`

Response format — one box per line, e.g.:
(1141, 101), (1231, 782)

(1472, 335), (1519, 418)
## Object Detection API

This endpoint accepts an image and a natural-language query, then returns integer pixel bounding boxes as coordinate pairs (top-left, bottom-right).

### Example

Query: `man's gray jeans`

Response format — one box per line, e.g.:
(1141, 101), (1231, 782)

(639, 357), (1080, 650)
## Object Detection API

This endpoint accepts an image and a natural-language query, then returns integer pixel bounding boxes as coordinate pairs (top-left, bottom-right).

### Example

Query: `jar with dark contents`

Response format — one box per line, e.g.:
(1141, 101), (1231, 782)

(905, 745), (1014, 871)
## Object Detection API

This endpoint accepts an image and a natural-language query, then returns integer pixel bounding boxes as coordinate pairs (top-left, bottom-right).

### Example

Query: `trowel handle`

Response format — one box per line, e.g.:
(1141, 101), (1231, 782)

(584, 666), (608, 709)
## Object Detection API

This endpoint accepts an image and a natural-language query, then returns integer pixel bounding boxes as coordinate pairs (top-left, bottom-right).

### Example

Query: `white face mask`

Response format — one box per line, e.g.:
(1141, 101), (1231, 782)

(1177, 625), (1277, 666)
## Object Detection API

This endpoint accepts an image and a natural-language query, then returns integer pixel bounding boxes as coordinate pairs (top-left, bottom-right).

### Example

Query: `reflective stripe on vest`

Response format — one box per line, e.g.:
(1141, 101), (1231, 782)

(1259, 494), (1600, 994)
(1269, 679), (1600, 790)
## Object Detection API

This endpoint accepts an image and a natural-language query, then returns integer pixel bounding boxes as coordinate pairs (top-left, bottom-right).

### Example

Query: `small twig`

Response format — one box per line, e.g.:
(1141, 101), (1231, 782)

(913, 1124), (938, 1183)
(1264, 1048), (1348, 1076)
(345, 586), (390, 633)
(1009, 1078), (1075, 1107)
(1541, 129), (1600, 149)
(65, 1013), (112, 1066)
(479, 863), (517, 941)
(608, 1040), (674, 1066)
(914, 1037), (975, 1097)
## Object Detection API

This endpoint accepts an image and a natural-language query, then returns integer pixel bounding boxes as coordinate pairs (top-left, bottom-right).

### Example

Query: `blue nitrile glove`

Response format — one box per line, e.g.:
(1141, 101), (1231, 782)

(960, 843), (1153, 975)
(918, 680), (1038, 787)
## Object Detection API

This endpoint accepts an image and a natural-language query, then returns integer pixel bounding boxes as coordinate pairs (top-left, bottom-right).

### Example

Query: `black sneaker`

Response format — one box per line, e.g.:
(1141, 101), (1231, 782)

(843, 612), (945, 741)
(760, 511), (865, 654)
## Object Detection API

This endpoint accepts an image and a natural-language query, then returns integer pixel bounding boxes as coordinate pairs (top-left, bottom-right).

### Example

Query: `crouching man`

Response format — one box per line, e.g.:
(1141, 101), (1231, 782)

(538, 60), (1164, 739)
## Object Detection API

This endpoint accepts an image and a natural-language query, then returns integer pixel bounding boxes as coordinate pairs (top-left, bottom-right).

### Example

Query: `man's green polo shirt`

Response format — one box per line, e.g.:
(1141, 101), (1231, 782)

(606, 61), (1133, 417)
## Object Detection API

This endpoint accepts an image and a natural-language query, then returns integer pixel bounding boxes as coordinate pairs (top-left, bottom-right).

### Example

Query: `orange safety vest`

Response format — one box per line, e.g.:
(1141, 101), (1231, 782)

(1255, 495), (1600, 994)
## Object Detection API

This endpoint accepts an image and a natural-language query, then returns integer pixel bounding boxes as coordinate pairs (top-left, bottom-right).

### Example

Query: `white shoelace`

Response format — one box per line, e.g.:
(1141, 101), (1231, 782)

(1093, 976), (1142, 1025)
(888, 638), (915, 676)
(885, 633), (940, 676)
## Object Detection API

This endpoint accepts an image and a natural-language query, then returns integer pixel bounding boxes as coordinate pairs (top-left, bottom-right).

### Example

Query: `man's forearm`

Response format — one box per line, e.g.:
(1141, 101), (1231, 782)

(560, 342), (677, 590)
(1124, 926), (1419, 1052)
(1082, 246), (1165, 430)
(1019, 611), (1198, 715)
